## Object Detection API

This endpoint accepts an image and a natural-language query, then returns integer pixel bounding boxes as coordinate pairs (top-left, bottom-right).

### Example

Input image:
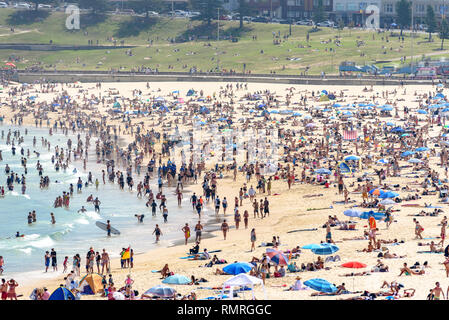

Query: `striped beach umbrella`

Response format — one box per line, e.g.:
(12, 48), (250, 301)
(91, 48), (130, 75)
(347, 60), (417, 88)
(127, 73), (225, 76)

(265, 248), (289, 266)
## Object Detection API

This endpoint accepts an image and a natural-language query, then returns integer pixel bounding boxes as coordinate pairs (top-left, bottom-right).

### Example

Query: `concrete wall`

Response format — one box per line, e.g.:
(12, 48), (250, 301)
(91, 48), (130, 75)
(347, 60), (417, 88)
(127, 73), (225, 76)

(17, 72), (436, 86)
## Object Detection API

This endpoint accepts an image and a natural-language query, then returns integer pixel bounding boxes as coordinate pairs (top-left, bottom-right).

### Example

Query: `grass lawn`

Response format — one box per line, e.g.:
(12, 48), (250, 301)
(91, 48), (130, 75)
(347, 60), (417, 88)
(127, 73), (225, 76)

(0, 9), (446, 74)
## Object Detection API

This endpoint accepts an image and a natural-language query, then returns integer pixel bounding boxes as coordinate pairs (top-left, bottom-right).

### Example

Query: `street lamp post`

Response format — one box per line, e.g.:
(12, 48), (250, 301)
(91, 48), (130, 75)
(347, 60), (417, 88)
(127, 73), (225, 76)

(217, 7), (220, 72)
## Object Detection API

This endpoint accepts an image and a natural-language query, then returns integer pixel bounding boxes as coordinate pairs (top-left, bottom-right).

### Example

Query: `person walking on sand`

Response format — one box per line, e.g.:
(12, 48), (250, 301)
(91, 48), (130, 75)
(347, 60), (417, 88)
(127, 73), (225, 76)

(431, 282), (444, 300)
(415, 220), (424, 239)
(221, 219), (229, 240)
(0, 279), (7, 300)
(243, 210), (249, 229)
(182, 223), (190, 245)
(438, 219), (447, 247)
(250, 228), (256, 252)
(153, 224), (162, 243)
(194, 221), (203, 243)
(6, 279), (18, 300)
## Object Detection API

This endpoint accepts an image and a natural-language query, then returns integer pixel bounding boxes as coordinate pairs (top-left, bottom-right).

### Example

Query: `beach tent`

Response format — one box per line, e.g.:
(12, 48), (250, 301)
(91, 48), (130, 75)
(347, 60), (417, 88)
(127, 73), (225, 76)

(319, 95), (330, 102)
(187, 89), (195, 96)
(113, 102), (121, 108)
(222, 274), (265, 300)
(78, 273), (103, 295)
(162, 274), (191, 285)
(48, 287), (76, 300)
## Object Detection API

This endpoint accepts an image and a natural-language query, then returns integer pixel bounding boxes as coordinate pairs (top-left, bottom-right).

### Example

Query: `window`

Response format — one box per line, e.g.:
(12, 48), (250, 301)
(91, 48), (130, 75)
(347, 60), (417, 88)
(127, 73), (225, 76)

(336, 3), (345, 11)
(347, 2), (358, 10)
(359, 2), (367, 10)
(415, 4), (424, 13)
(296, 0), (304, 6)
(324, 0), (331, 6)
(287, 0), (295, 5)
(384, 3), (393, 13)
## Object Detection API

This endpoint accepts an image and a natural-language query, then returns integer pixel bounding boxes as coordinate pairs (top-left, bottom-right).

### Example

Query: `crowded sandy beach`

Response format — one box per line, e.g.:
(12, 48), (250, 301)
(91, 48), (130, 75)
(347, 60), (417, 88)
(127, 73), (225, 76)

(1, 79), (449, 301)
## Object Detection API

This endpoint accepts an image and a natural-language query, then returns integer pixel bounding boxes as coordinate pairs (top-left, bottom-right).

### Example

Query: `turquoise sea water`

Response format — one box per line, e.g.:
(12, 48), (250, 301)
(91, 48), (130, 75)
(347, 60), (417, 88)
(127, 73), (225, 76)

(0, 125), (206, 280)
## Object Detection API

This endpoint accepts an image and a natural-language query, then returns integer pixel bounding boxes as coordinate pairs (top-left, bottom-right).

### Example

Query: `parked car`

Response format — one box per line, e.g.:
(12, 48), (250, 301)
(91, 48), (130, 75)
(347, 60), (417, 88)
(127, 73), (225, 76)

(147, 11), (159, 16)
(317, 20), (334, 27)
(296, 20), (313, 26)
(0, 2), (8, 7)
(14, 2), (31, 9)
(253, 16), (269, 23)
(38, 4), (52, 9)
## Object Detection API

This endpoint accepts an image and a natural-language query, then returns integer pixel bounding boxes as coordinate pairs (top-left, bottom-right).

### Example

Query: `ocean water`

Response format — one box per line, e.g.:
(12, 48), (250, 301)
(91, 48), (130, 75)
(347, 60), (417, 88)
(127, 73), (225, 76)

(0, 125), (208, 279)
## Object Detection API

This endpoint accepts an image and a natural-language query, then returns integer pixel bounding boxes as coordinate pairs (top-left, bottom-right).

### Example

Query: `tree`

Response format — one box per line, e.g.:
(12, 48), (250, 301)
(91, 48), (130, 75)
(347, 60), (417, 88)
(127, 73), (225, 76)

(237, 0), (255, 29)
(78, 0), (110, 15)
(425, 5), (437, 42)
(396, 0), (411, 37)
(312, 0), (326, 27)
(440, 18), (449, 50)
(190, 0), (223, 26)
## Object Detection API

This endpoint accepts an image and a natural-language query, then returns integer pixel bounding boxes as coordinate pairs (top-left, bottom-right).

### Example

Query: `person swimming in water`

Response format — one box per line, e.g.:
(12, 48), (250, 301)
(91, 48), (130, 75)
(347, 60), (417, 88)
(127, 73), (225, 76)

(78, 206), (87, 213)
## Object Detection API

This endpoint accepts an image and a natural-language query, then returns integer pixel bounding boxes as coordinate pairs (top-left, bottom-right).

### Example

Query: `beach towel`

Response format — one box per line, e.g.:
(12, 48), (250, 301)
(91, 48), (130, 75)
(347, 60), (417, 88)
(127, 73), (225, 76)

(287, 228), (318, 233)
(307, 207), (332, 211)
(417, 251), (443, 254)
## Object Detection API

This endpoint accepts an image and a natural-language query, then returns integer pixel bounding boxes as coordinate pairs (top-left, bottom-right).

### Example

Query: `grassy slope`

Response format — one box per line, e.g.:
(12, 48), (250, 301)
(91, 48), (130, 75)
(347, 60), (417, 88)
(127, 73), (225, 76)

(0, 9), (446, 74)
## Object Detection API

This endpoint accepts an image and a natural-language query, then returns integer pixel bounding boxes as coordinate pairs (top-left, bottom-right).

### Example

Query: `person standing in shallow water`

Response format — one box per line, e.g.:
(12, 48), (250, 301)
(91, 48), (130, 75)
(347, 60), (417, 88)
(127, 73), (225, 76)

(153, 224), (162, 243)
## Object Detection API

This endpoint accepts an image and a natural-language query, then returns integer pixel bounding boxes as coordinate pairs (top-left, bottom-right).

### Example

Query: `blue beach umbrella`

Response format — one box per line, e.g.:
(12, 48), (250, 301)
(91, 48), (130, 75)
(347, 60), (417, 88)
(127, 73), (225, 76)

(304, 279), (337, 293)
(417, 110), (428, 114)
(315, 168), (331, 175)
(377, 158), (389, 164)
(415, 147), (429, 152)
(379, 191), (399, 199)
(302, 244), (322, 250)
(344, 155), (360, 161)
(408, 158), (422, 163)
(343, 209), (362, 217)
(369, 188), (384, 195)
(360, 211), (385, 220)
(343, 209), (362, 218)
(311, 243), (339, 255)
(401, 151), (415, 157)
(223, 262), (254, 275)
(145, 285), (176, 297)
(391, 127), (405, 133)
(162, 274), (191, 285)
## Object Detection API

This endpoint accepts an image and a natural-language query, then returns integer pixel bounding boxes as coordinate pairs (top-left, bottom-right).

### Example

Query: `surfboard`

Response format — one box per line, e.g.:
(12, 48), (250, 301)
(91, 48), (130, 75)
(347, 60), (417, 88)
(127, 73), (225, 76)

(95, 221), (120, 235)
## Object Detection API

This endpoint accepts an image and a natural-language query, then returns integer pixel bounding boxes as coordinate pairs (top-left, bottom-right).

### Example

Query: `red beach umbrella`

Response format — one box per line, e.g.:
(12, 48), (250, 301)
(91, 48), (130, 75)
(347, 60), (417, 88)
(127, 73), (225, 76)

(5, 62), (16, 68)
(341, 261), (367, 268)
